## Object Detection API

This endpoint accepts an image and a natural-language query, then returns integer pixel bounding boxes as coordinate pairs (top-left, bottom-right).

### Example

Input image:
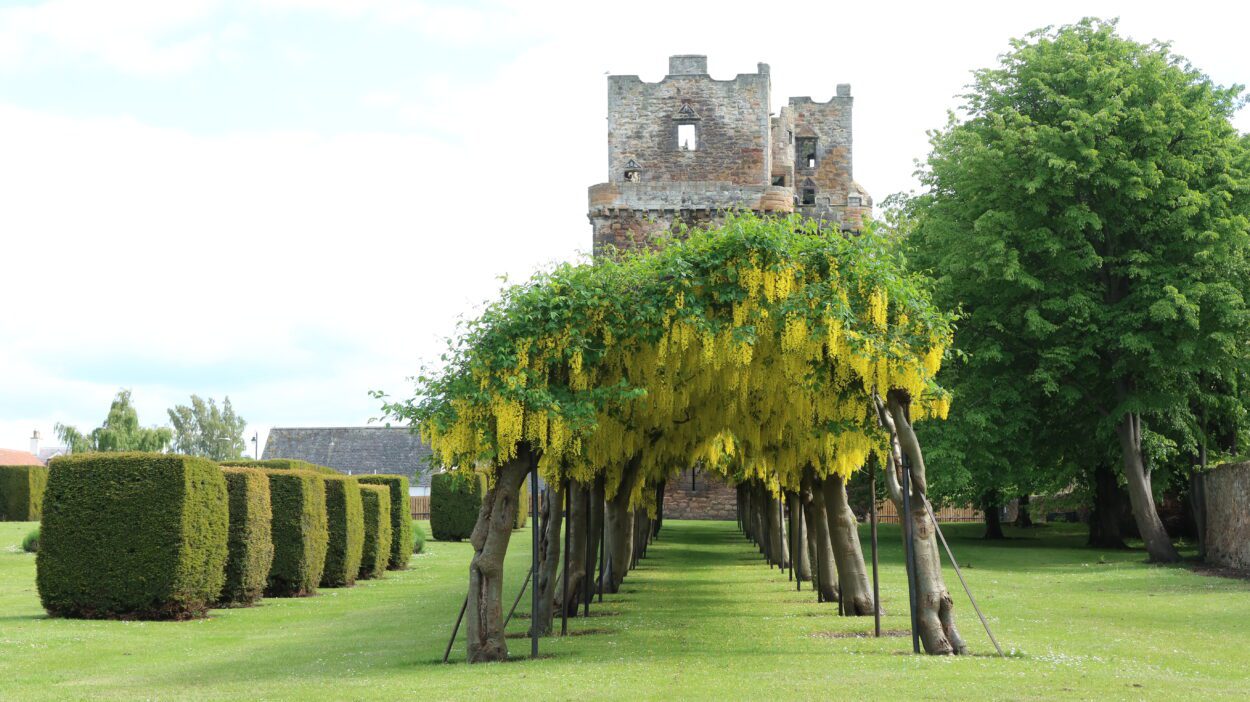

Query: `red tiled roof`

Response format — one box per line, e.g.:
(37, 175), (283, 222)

(0, 448), (44, 466)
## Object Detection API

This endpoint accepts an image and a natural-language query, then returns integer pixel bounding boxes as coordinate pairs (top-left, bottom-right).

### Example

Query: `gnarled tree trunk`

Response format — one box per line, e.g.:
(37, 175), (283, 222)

(557, 482), (590, 618)
(823, 473), (874, 615)
(466, 447), (531, 663)
(590, 477), (605, 596)
(532, 481), (564, 636)
(1116, 412), (1181, 563)
(768, 494), (788, 569)
(604, 456), (641, 593)
(788, 492), (811, 582)
(802, 468), (839, 603)
(878, 391), (967, 655)
(653, 480), (665, 539)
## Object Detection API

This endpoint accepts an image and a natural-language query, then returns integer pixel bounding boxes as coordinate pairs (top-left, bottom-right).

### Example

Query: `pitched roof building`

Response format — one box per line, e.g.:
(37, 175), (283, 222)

(262, 426), (434, 490)
(0, 448), (44, 466)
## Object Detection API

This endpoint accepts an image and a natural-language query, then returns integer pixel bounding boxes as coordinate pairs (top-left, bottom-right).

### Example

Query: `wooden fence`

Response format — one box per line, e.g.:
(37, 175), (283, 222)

(410, 496), (430, 520)
(872, 500), (982, 524)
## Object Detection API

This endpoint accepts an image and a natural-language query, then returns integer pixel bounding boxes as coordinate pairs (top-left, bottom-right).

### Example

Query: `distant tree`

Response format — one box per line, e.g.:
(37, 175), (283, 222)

(55, 389), (173, 454)
(907, 19), (1250, 562)
(167, 396), (247, 461)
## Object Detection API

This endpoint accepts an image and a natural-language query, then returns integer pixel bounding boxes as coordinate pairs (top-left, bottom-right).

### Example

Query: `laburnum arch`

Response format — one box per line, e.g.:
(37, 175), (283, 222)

(382, 213), (968, 661)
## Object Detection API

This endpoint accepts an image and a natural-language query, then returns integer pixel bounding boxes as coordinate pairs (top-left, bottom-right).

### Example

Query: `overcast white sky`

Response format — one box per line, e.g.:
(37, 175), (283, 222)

(1, 0), (1247, 454)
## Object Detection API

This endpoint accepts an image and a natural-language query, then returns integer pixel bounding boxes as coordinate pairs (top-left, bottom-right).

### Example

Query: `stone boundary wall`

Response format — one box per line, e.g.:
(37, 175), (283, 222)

(664, 469), (736, 520)
(1204, 461), (1250, 570)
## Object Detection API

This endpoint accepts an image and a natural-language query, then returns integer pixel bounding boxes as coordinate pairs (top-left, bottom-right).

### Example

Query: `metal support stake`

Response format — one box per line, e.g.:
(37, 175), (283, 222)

(529, 464), (540, 659)
(811, 504), (824, 603)
(442, 595), (469, 663)
(504, 568), (532, 628)
(561, 479), (571, 636)
(795, 496), (803, 592)
(783, 497), (792, 581)
(923, 495), (1005, 657)
(870, 468), (881, 638)
(597, 492), (606, 603)
(901, 455), (921, 654)
(584, 483), (592, 618)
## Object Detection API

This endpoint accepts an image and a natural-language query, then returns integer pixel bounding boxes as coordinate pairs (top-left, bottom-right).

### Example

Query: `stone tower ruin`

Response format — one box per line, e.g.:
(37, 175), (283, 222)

(586, 55), (874, 519)
(588, 54), (873, 253)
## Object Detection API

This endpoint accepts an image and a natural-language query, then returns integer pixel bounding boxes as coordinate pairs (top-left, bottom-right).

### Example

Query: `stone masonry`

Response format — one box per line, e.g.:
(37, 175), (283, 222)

(664, 468), (738, 521)
(587, 55), (873, 518)
(589, 54), (873, 253)
(1204, 461), (1250, 570)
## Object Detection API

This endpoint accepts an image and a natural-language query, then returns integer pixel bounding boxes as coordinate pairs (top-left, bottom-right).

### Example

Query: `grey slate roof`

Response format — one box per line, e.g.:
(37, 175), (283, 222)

(262, 426), (435, 488)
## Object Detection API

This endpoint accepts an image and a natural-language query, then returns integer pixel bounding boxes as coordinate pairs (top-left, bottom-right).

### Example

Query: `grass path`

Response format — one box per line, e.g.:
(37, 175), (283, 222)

(2, 519), (1250, 700)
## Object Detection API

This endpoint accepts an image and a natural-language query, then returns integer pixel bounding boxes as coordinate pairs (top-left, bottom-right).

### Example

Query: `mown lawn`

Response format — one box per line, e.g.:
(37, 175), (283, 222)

(2, 518), (1249, 700)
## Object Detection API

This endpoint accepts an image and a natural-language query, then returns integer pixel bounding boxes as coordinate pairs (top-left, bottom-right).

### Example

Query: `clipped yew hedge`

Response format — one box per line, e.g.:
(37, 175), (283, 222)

(221, 459), (337, 475)
(0, 464), (49, 521)
(218, 468), (274, 606)
(358, 484), (393, 580)
(430, 472), (481, 542)
(37, 453), (228, 620)
(321, 475), (365, 588)
(263, 469), (328, 597)
(358, 474), (412, 569)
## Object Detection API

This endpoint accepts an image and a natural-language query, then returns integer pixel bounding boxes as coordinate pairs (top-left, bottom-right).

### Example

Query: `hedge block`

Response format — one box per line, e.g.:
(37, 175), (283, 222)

(320, 475), (365, 588)
(430, 472), (481, 541)
(221, 459), (338, 476)
(263, 469), (328, 597)
(218, 468), (275, 606)
(37, 452), (228, 620)
(358, 484), (392, 580)
(358, 475), (412, 569)
(0, 464), (48, 521)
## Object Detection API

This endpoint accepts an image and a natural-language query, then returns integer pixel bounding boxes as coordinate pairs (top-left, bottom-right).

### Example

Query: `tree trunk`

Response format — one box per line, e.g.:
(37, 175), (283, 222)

(880, 391), (967, 655)
(768, 494), (788, 569)
(1116, 413), (1181, 563)
(1088, 459), (1128, 548)
(590, 477), (605, 596)
(752, 483), (768, 557)
(532, 482), (564, 636)
(653, 480), (665, 538)
(981, 490), (1005, 540)
(632, 508), (649, 567)
(788, 492), (811, 582)
(604, 456), (640, 593)
(1014, 494), (1033, 528)
(823, 473), (874, 615)
(1191, 472), (1206, 560)
(737, 484), (746, 535)
(465, 449), (531, 663)
(557, 481), (590, 617)
(802, 469), (839, 603)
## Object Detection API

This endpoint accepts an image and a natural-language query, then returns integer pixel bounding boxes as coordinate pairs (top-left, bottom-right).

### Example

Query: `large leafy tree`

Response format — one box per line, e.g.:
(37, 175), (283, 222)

(908, 19), (1250, 562)
(55, 389), (173, 454)
(167, 396), (247, 461)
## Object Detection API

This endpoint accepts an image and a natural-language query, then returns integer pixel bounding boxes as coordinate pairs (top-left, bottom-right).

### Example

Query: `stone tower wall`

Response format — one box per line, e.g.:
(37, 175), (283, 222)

(607, 56), (772, 187)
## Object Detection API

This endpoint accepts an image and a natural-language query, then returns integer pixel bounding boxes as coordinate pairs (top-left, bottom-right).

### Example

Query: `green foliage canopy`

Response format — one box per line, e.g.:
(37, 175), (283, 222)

(906, 19), (1250, 546)
(381, 213), (956, 501)
(55, 389), (172, 454)
(167, 396), (247, 461)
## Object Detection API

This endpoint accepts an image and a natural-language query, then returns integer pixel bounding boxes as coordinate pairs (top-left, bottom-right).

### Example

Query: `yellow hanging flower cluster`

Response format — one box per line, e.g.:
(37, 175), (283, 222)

(400, 213), (955, 508)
